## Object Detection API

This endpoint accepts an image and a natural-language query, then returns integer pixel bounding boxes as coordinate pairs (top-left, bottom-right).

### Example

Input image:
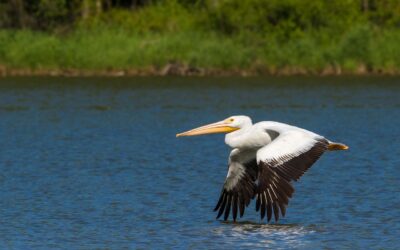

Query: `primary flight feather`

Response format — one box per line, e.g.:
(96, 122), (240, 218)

(177, 115), (348, 222)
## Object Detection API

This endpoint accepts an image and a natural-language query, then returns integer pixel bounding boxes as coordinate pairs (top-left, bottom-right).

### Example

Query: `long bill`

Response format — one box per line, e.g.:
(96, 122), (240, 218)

(176, 121), (239, 137)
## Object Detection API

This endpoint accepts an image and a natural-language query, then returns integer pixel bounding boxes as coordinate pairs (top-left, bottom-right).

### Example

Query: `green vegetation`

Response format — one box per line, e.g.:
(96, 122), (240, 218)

(1, 0), (400, 75)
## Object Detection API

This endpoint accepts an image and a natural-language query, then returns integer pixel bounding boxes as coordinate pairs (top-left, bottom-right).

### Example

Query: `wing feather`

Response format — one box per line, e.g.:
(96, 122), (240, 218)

(214, 149), (257, 221)
(232, 194), (238, 221)
(214, 129), (329, 222)
(255, 130), (329, 222)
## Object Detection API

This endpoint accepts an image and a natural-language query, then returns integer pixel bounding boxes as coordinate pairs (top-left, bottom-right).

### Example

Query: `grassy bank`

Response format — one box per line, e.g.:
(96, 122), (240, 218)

(1, 1), (400, 76)
(1, 28), (400, 76)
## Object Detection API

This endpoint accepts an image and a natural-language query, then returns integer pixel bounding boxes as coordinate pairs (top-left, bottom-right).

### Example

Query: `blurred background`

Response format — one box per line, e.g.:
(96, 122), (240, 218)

(0, 1), (400, 249)
(0, 0), (400, 75)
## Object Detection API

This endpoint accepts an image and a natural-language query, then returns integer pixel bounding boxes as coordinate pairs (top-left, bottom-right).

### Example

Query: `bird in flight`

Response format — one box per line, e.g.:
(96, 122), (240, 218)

(177, 115), (348, 223)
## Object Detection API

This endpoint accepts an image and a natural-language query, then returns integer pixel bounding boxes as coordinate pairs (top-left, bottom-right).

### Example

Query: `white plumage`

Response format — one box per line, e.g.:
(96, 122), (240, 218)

(177, 115), (348, 222)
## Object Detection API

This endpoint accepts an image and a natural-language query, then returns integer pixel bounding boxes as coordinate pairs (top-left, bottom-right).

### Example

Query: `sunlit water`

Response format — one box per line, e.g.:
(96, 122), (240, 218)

(0, 77), (399, 249)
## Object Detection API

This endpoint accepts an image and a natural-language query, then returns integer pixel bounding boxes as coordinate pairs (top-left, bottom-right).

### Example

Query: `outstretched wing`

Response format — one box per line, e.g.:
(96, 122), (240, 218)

(255, 130), (329, 222)
(214, 149), (258, 221)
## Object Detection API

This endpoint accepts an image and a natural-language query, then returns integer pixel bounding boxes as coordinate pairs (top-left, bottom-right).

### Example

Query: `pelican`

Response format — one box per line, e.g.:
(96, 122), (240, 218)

(176, 115), (348, 222)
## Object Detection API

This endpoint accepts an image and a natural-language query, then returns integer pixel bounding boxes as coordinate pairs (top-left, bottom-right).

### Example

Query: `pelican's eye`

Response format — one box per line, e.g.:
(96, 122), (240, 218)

(225, 118), (235, 123)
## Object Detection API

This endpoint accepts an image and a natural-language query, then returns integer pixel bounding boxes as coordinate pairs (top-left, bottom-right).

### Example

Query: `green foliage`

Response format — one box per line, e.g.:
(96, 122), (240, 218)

(0, 0), (400, 74)
(202, 0), (361, 38)
(1, 26), (399, 73)
(35, 0), (68, 29)
(338, 24), (373, 67)
(79, 0), (196, 33)
(367, 0), (400, 27)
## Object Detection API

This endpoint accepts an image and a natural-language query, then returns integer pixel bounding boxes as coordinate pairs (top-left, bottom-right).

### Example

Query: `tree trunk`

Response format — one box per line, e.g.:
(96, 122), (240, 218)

(96, 0), (102, 15)
(10, 0), (27, 28)
(361, 0), (369, 12)
(82, 0), (91, 20)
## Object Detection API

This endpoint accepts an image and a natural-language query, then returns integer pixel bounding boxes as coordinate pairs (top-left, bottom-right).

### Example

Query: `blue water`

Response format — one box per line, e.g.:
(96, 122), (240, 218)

(0, 76), (399, 249)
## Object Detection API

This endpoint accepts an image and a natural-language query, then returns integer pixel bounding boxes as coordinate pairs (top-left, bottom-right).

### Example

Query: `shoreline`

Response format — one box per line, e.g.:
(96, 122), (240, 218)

(1, 63), (400, 77)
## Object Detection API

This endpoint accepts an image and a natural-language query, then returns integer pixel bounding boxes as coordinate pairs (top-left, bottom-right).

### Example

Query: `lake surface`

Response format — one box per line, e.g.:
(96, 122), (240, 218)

(0, 76), (399, 249)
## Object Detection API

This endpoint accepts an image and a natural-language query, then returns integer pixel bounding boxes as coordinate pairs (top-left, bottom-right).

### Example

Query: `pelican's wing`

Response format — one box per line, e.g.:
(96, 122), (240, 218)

(255, 130), (329, 222)
(214, 149), (258, 221)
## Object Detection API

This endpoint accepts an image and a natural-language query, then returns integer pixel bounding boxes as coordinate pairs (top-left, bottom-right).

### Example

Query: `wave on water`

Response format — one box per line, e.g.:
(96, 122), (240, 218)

(212, 222), (317, 249)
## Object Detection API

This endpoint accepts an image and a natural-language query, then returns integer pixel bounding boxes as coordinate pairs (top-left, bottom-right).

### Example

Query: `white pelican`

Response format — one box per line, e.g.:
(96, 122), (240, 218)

(177, 115), (348, 222)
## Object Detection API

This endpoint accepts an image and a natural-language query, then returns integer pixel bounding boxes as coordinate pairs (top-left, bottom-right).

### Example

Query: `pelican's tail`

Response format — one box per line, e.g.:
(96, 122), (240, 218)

(327, 142), (349, 151)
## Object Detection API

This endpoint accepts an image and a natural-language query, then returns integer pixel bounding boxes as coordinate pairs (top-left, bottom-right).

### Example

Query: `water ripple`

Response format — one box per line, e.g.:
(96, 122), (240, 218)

(0, 77), (399, 249)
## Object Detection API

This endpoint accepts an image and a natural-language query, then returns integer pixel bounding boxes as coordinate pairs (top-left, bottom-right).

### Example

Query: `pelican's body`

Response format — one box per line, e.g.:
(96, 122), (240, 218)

(177, 115), (348, 222)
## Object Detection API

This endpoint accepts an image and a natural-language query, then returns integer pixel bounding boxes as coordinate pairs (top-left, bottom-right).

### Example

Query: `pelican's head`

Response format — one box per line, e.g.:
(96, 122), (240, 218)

(176, 115), (252, 137)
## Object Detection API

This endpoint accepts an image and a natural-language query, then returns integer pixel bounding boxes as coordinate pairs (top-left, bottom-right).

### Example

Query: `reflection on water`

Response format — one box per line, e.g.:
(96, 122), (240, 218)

(213, 222), (316, 249)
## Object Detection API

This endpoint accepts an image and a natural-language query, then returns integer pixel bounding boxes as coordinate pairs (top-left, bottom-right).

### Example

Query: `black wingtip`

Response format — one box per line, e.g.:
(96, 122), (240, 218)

(214, 193), (225, 211)
(239, 200), (245, 218)
(216, 194), (227, 219)
(273, 203), (279, 222)
(260, 193), (266, 220)
(255, 194), (260, 212)
(267, 203), (272, 222)
(232, 194), (238, 221)
(223, 195), (232, 221)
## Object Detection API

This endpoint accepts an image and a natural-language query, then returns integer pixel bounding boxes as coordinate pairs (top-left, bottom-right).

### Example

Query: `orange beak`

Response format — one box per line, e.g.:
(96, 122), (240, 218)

(176, 120), (239, 137)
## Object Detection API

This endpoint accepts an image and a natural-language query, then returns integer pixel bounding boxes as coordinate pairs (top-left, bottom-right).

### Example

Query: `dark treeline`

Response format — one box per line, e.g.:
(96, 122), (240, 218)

(1, 0), (400, 33)
(1, 0), (150, 29)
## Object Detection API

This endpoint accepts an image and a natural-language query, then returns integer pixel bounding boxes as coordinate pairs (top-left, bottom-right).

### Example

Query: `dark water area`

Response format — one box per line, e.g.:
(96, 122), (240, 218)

(0, 76), (399, 249)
